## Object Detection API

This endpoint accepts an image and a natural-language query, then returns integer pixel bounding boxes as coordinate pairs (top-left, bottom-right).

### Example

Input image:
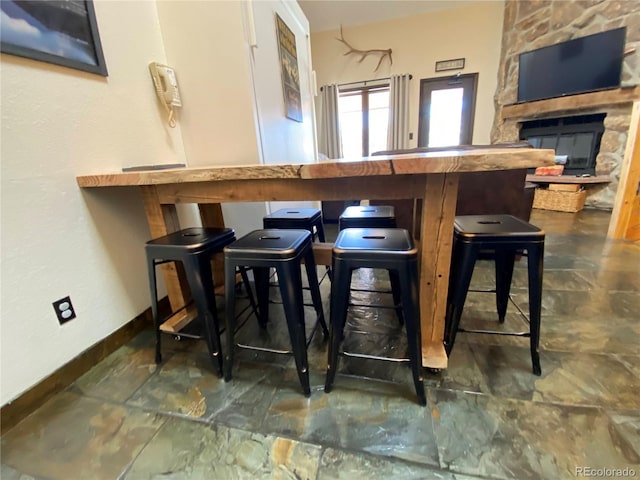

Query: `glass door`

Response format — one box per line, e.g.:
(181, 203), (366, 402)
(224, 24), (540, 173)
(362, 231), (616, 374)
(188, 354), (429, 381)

(417, 73), (478, 147)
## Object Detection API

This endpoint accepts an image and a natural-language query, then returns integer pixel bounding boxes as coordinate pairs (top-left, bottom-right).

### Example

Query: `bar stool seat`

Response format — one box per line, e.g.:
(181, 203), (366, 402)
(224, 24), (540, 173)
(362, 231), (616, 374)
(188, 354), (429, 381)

(445, 214), (545, 375)
(324, 228), (426, 405)
(224, 229), (328, 396)
(146, 227), (255, 377)
(338, 205), (402, 322)
(339, 205), (396, 230)
(263, 208), (326, 242)
(263, 207), (331, 285)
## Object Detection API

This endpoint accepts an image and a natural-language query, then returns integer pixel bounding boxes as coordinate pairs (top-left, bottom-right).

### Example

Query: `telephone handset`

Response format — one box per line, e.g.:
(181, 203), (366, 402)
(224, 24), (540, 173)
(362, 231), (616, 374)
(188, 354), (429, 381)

(149, 62), (182, 127)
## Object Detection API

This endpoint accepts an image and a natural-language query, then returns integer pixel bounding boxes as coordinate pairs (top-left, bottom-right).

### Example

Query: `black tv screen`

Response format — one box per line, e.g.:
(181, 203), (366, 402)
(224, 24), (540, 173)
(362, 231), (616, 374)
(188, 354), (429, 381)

(517, 27), (626, 103)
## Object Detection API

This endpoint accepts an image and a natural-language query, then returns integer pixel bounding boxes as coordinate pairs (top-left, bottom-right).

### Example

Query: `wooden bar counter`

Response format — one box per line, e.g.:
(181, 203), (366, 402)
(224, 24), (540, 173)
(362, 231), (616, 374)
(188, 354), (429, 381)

(77, 147), (554, 369)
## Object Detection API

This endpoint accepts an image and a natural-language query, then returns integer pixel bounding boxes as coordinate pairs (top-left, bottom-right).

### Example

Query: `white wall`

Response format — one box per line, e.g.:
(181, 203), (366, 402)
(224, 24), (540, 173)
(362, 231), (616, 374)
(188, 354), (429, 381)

(249, 0), (317, 167)
(155, 1), (261, 168)
(248, 0), (319, 212)
(0, 1), (186, 406)
(0, 0), (317, 406)
(3, 0), (500, 406)
(155, 0), (318, 229)
(154, 0), (267, 237)
(310, 1), (505, 146)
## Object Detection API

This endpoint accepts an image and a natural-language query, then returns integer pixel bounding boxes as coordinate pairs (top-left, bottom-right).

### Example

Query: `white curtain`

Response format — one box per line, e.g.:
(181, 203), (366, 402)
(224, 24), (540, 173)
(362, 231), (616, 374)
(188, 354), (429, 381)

(387, 74), (411, 150)
(318, 84), (343, 159)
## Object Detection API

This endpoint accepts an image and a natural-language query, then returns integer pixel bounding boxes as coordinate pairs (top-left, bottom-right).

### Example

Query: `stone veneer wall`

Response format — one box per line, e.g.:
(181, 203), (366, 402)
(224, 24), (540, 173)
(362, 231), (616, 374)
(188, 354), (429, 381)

(491, 0), (640, 208)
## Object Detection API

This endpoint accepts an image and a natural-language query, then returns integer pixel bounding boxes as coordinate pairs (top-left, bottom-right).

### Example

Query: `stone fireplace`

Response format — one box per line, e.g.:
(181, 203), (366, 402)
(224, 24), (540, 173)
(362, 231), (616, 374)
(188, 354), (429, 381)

(491, 0), (640, 209)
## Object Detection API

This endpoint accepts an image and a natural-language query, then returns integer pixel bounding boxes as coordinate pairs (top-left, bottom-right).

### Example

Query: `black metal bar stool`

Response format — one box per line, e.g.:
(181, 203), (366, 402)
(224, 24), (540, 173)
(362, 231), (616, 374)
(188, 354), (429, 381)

(146, 227), (255, 377)
(338, 205), (396, 230)
(444, 214), (545, 375)
(339, 205), (402, 323)
(263, 208), (326, 242)
(324, 228), (426, 405)
(263, 207), (331, 284)
(223, 229), (328, 396)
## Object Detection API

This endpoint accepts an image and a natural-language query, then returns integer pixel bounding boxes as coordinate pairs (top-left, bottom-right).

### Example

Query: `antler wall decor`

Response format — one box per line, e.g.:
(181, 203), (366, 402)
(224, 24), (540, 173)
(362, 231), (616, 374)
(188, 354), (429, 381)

(336, 26), (392, 72)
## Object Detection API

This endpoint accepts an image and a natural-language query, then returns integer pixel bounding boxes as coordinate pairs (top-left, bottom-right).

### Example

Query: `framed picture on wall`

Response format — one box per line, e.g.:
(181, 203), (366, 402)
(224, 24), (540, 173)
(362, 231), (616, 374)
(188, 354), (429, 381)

(1, 0), (108, 76)
(275, 13), (302, 122)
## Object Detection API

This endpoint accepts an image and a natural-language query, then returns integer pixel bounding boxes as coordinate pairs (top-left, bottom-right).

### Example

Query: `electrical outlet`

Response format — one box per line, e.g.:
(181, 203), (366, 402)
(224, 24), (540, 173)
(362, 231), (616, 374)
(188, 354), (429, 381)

(53, 296), (76, 325)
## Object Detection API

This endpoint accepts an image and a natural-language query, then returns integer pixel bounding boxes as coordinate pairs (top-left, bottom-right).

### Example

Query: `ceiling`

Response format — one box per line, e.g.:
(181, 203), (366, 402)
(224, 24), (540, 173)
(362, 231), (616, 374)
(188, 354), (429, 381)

(298, 0), (473, 33)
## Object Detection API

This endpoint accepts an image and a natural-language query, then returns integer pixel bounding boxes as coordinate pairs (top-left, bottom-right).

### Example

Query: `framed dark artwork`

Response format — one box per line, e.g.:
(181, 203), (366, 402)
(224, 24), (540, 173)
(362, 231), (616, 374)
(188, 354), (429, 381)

(1, 0), (108, 76)
(275, 13), (302, 122)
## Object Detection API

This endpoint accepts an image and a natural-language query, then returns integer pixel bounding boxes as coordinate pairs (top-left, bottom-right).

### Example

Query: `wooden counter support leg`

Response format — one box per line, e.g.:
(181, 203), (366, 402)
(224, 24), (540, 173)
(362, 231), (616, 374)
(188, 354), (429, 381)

(419, 173), (459, 369)
(609, 101), (640, 240)
(199, 203), (225, 227)
(199, 204), (226, 287)
(141, 185), (191, 311)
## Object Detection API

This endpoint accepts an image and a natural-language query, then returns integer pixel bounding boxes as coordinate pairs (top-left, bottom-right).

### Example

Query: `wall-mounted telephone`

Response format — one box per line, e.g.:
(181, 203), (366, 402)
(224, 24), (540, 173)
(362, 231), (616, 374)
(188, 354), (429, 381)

(149, 62), (182, 127)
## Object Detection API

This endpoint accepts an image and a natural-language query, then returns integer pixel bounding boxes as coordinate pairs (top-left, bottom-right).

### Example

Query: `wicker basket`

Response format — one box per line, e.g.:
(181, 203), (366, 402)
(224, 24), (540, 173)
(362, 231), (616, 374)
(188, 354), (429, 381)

(533, 188), (586, 212)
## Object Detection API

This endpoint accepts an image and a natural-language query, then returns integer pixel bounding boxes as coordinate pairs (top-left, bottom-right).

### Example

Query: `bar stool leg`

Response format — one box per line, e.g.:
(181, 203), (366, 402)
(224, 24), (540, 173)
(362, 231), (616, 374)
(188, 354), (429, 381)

(303, 248), (329, 337)
(527, 243), (544, 376)
(254, 267), (271, 328)
(398, 263), (426, 405)
(495, 249), (516, 323)
(224, 258), (238, 382)
(315, 218), (326, 243)
(325, 260), (352, 393)
(445, 242), (477, 355)
(277, 262), (311, 396)
(183, 254), (223, 377)
(389, 270), (404, 325)
(147, 257), (162, 364)
(239, 266), (260, 322)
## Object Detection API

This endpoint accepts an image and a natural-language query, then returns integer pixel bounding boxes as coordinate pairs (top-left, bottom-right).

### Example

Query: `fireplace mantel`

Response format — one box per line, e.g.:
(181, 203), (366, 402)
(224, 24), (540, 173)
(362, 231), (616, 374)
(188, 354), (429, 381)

(501, 86), (640, 121)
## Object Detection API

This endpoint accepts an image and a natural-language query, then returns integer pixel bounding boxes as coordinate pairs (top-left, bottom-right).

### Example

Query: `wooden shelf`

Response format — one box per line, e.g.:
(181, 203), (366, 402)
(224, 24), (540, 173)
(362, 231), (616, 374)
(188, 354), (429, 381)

(502, 86), (640, 120)
(526, 174), (611, 184)
(159, 273), (241, 334)
(159, 305), (199, 334)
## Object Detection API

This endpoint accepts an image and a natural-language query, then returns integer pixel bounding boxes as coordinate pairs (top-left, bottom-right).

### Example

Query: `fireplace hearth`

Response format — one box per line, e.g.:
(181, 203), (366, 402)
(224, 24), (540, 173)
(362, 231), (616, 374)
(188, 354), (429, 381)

(519, 113), (605, 176)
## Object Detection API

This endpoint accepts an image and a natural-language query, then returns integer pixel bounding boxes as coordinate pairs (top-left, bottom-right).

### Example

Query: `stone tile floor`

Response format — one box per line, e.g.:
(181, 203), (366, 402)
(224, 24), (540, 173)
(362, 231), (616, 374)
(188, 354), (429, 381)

(2, 208), (639, 479)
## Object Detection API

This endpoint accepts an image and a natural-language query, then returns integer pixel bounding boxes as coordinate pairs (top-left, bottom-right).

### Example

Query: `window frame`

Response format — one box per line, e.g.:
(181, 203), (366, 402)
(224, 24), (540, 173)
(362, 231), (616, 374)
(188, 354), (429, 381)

(339, 84), (390, 156)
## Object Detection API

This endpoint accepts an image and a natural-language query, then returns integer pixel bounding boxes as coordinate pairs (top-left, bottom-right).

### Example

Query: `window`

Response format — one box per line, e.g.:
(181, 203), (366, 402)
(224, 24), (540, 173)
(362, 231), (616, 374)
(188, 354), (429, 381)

(418, 74), (478, 148)
(339, 85), (389, 157)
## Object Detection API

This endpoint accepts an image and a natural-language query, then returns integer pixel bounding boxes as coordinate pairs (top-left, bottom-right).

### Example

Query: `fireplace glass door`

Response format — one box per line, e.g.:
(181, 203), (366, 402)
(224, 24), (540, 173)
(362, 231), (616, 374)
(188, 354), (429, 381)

(520, 114), (605, 175)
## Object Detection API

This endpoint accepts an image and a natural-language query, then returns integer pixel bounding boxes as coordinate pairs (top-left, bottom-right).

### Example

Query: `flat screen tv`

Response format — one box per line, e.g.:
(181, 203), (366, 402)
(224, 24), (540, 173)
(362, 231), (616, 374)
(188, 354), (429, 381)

(517, 27), (626, 103)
